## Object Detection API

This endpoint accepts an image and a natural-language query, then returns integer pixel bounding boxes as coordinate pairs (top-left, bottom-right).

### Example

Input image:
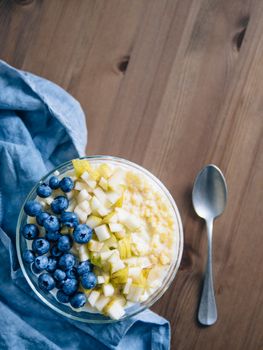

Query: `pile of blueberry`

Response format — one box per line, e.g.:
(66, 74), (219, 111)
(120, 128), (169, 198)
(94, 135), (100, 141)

(21, 175), (97, 309)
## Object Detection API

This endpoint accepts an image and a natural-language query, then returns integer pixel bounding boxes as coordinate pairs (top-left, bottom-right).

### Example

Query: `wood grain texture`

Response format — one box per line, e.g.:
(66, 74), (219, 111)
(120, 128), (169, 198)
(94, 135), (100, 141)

(0, 0), (262, 349)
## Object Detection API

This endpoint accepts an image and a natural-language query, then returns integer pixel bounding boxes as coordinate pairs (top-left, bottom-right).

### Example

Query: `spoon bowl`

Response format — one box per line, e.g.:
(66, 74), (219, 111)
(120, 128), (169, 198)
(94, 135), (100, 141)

(193, 164), (227, 221)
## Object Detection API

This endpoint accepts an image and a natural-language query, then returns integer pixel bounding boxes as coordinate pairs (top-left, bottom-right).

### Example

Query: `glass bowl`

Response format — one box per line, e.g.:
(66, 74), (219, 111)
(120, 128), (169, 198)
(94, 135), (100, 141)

(16, 155), (183, 323)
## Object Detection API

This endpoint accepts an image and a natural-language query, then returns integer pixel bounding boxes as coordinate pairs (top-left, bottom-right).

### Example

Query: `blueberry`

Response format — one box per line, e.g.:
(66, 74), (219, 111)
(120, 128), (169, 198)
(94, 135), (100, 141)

(43, 215), (60, 232)
(56, 279), (65, 289)
(70, 292), (86, 308)
(21, 224), (39, 240)
(56, 290), (69, 303)
(32, 238), (50, 255)
(54, 269), (66, 281)
(59, 253), (76, 270)
(51, 245), (63, 258)
(34, 255), (49, 270)
(31, 263), (42, 274)
(60, 177), (74, 193)
(38, 273), (55, 291)
(57, 235), (72, 252)
(81, 272), (97, 289)
(66, 267), (78, 279)
(62, 278), (78, 295)
(23, 250), (35, 264)
(73, 224), (93, 244)
(51, 196), (69, 214)
(45, 231), (61, 242)
(46, 257), (57, 272)
(60, 212), (79, 228)
(77, 260), (92, 276)
(24, 200), (42, 217)
(36, 212), (50, 226)
(37, 183), (52, 198)
(49, 176), (60, 189)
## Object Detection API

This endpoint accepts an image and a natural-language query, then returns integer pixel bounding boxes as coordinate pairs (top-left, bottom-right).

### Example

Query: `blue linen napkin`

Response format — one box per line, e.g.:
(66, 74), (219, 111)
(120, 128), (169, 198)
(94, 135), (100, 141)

(0, 60), (170, 350)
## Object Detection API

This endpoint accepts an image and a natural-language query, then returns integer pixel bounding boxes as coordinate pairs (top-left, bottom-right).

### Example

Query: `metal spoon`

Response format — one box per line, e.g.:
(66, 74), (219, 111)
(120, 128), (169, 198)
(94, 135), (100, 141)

(192, 164), (227, 326)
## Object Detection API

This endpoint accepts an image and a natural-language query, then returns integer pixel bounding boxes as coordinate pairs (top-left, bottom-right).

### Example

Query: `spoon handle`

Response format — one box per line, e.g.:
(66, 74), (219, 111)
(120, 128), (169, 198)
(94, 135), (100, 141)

(198, 219), (217, 326)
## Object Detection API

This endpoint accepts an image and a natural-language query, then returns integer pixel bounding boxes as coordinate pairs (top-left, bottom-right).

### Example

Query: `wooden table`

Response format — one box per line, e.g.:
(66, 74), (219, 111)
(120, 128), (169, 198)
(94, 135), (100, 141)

(1, 1), (262, 349)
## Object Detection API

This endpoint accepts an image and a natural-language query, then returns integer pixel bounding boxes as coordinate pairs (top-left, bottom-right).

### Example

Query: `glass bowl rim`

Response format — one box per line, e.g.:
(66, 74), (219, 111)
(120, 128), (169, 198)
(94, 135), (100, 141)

(16, 155), (184, 323)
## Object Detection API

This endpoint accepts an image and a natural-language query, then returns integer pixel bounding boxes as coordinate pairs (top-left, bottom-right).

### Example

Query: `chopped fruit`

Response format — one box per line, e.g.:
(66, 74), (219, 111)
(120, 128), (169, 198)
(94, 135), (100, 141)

(78, 245), (90, 261)
(94, 224), (111, 241)
(102, 235), (117, 249)
(118, 237), (131, 259)
(109, 223), (124, 232)
(74, 205), (88, 223)
(91, 196), (111, 216)
(88, 240), (104, 252)
(107, 191), (121, 205)
(108, 253), (125, 273)
(117, 209), (140, 230)
(74, 181), (88, 191)
(111, 267), (128, 284)
(123, 278), (132, 294)
(93, 188), (110, 207)
(128, 267), (142, 279)
(97, 164), (113, 179)
(72, 159), (93, 177)
(99, 177), (108, 191)
(108, 169), (125, 189)
(88, 290), (100, 307)
(126, 284), (144, 302)
(97, 276), (105, 284)
(101, 212), (118, 224)
(77, 189), (91, 203)
(100, 250), (114, 261)
(105, 300), (125, 320)
(77, 200), (91, 214)
(102, 283), (115, 297)
(95, 295), (110, 312)
(86, 215), (102, 228)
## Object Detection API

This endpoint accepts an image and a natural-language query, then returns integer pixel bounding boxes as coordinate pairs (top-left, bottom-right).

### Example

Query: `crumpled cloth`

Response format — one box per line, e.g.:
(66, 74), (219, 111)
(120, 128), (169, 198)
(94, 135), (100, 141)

(0, 60), (170, 350)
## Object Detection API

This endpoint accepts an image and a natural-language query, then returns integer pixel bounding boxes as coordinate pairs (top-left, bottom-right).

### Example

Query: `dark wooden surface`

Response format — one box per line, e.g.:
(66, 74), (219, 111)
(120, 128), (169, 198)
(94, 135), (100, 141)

(1, 1), (263, 349)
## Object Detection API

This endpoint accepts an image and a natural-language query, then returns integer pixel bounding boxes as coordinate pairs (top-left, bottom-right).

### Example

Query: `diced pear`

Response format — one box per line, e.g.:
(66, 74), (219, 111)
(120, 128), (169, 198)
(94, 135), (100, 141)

(128, 267), (142, 278)
(94, 224), (111, 241)
(74, 181), (89, 191)
(68, 199), (77, 212)
(86, 215), (102, 228)
(111, 267), (128, 284)
(126, 284), (144, 302)
(72, 159), (93, 177)
(66, 190), (75, 200)
(87, 239), (104, 252)
(100, 250), (114, 261)
(140, 291), (150, 302)
(117, 209), (140, 230)
(91, 196), (111, 216)
(78, 244), (90, 261)
(90, 252), (102, 267)
(95, 295), (110, 312)
(97, 276), (105, 284)
(108, 169), (125, 189)
(102, 235), (117, 250)
(99, 177), (108, 191)
(101, 212), (118, 224)
(123, 278), (132, 294)
(78, 200), (91, 215)
(74, 205), (88, 223)
(93, 188), (111, 207)
(105, 300), (125, 320)
(106, 191), (121, 205)
(118, 237), (131, 259)
(44, 197), (53, 205)
(77, 189), (91, 203)
(27, 216), (37, 224)
(108, 253), (125, 273)
(97, 163), (113, 179)
(114, 231), (126, 239)
(102, 283), (115, 297)
(88, 290), (100, 307)
(109, 223), (124, 233)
